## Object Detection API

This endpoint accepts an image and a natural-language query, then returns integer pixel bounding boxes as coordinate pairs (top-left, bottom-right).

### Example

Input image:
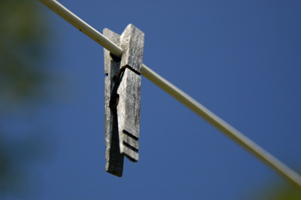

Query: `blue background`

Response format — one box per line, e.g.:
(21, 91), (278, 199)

(29, 0), (301, 199)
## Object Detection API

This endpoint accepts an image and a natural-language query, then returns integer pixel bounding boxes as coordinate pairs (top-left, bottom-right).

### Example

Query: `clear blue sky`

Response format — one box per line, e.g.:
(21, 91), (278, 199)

(28, 0), (301, 199)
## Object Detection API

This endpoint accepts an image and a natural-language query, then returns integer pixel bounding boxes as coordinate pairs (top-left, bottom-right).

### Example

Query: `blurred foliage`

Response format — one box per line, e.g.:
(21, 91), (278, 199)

(0, 0), (50, 110)
(260, 185), (301, 200)
(256, 181), (301, 200)
(0, 0), (53, 197)
(243, 169), (301, 200)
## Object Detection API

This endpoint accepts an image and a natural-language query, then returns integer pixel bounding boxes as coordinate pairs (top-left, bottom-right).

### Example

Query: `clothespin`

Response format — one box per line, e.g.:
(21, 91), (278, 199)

(104, 24), (144, 177)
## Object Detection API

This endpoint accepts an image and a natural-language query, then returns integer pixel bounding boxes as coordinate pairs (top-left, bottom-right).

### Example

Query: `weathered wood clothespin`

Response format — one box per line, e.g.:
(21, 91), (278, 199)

(104, 24), (144, 177)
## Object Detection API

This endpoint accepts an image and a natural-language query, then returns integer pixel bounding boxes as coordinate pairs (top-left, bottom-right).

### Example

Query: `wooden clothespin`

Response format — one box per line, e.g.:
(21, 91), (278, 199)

(104, 24), (144, 177)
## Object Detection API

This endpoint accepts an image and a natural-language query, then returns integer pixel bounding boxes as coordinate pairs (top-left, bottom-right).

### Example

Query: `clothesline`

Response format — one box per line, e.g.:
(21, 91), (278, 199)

(39, 0), (301, 190)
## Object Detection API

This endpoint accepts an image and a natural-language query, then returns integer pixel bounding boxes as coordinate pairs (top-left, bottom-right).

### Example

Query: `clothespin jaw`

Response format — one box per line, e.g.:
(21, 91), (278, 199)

(104, 24), (144, 176)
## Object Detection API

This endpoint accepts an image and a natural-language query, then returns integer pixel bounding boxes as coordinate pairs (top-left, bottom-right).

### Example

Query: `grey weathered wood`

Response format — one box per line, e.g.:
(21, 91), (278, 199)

(123, 146), (139, 162)
(103, 28), (124, 177)
(120, 24), (145, 74)
(104, 28), (120, 75)
(115, 24), (144, 162)
(123, 134), (139, 150)
(104, 24), (144, 166)
(117, 68), (141, 162)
